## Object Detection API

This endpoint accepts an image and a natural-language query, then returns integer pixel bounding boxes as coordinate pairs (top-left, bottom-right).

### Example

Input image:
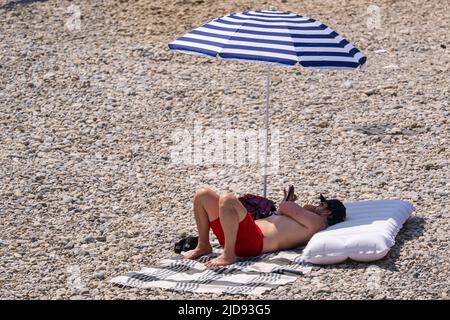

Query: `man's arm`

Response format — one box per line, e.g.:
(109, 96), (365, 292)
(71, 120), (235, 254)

(278, 201), (327, 232)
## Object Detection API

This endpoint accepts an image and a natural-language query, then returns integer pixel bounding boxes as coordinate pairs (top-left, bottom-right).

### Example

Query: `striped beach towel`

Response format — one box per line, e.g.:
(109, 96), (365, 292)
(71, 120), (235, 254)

(110, 242), (312, 295)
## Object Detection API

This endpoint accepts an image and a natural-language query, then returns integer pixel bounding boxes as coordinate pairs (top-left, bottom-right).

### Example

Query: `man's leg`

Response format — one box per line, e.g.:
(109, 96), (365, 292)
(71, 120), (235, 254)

(205, 192), (247, 268)
(183, 188), (220, 260)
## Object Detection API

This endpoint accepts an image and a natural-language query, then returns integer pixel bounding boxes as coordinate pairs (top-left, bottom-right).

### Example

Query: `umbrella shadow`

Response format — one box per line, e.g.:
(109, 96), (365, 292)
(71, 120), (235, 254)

(0, 0), (48, 11)
(351, 123), (394, 136)
(350, 123), (424, 136)
(318, 215), (426, 272)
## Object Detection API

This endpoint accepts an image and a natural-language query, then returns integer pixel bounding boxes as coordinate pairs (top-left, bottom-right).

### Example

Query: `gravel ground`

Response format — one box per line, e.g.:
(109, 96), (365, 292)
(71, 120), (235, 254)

(0, 0), (448, 300)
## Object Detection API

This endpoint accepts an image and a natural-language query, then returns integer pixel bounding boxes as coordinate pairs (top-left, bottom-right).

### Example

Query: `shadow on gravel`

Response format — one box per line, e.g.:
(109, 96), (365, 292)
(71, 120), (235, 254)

(320, 215), (426, 272)
(384, 215), (426, 268)
(0, 0), (48, 11)
(351, 124), (394, 136)
(350, 123), (427, 136)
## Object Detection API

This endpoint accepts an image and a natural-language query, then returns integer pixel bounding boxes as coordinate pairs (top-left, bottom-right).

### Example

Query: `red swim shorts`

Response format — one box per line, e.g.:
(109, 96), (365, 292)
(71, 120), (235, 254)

(210, 212), (264, 257)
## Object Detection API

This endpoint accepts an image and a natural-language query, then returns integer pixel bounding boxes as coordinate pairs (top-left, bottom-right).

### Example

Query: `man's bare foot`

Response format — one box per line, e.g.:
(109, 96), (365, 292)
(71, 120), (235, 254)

(204, 253), (237, 268)
(182, 244), (213, 260)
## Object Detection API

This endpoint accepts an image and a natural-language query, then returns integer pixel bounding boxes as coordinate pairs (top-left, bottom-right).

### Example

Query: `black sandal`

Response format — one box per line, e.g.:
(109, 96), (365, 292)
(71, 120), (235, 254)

(174, 235), (199, 254)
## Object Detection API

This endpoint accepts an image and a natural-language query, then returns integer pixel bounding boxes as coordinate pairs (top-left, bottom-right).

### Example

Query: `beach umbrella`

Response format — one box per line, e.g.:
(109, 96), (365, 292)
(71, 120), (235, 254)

(168, 9), (366, 197)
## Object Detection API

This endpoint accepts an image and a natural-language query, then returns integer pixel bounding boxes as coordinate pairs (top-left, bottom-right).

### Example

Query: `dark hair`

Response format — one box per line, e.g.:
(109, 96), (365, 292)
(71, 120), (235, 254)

(319, 194), (346, 226)
(326, 199), (346, 226)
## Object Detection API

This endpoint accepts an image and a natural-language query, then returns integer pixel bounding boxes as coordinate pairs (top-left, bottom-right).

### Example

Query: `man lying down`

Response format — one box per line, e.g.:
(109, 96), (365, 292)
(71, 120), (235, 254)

(183, 187), (346, 268)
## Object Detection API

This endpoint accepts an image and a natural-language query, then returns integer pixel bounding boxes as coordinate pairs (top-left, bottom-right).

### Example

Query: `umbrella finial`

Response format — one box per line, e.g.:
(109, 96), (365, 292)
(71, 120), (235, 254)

(269, 5), (278, 11)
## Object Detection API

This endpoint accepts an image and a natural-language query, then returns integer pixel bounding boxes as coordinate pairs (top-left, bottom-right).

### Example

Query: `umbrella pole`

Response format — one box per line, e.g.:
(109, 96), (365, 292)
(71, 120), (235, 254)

(263, 64), (272, 198)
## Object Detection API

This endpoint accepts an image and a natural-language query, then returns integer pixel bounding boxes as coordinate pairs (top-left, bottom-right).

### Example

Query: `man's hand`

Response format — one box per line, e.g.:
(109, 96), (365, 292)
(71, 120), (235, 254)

(283, 187), (297, 202)
(278, 201), (299, 216)
(277, 201), (327, 232)
(277, 200), (288, 216)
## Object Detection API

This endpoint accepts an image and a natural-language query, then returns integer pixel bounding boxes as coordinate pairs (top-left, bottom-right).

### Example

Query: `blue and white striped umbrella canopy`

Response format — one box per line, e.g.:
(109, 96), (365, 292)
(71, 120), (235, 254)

(168, 9), (366, 69)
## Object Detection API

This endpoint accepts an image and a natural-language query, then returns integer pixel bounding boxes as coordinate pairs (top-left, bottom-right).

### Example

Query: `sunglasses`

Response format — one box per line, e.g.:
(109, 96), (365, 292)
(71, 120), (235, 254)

(319, 194), (327, 206)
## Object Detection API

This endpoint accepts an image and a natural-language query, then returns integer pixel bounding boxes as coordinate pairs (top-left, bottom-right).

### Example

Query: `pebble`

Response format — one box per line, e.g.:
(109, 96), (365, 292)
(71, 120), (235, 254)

(364, 88), (378, 96)
(95, 236), (107, 242)
(43, 72), (56, 81)
(94, 272), (106, 280)
(63, 242), (75, 250)
(74, 249), (90, 257)
(343, 80), (353, 89)
(82, 236), (96, 244)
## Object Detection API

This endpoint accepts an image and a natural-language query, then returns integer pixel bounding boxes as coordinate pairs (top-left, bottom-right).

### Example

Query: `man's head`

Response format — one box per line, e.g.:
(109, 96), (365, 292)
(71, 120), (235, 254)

(318, 194), (346, 226)
(304, 195), (346, 226)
